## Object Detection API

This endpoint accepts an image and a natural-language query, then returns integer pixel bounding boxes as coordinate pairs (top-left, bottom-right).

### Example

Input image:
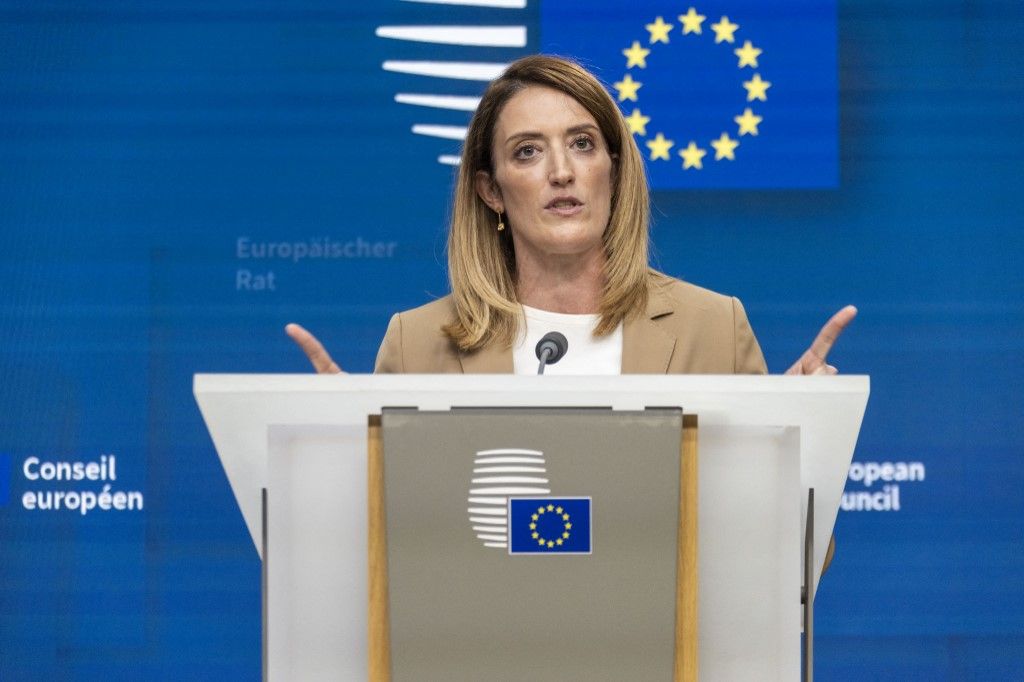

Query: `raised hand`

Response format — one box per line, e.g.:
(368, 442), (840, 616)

(785, 305), (858, 375)
(285, 323), (343, 374)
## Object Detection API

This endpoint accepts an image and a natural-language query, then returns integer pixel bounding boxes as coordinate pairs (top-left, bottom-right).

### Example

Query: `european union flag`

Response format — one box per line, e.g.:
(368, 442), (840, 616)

(509, 497), (592, 555)
(541, 0), (838, 188)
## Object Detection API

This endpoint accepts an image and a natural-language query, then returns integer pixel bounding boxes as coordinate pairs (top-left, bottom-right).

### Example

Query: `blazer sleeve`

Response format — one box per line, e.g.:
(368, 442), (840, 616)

(732, 297), (768, 375)
(374, 313), (404, 373)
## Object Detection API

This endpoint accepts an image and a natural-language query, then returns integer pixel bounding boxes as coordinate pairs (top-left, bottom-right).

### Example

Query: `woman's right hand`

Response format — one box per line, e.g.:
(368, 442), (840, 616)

(285, 323), (344, 374)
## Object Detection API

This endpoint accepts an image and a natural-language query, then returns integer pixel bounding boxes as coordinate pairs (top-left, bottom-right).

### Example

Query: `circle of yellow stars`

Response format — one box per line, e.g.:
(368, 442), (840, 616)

(614, 7), (771, 171)
(530, 503), (572, 549)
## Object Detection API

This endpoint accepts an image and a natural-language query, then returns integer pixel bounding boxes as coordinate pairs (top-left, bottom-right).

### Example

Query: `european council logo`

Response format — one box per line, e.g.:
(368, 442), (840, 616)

(542, 0), (838, 188)
(467, 448), (551, 549)
(374, 0), (533, 167)
(509, 497), (592, 555)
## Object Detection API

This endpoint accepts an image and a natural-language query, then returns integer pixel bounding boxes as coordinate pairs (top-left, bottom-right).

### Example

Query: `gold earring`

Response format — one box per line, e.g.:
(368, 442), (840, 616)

(496, 210), (505, 232)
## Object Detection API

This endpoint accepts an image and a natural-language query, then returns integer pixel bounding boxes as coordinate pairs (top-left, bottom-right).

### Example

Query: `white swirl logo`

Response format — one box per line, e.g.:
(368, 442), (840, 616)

(466, 448), (551, 549)
(374, 0), (531, 166)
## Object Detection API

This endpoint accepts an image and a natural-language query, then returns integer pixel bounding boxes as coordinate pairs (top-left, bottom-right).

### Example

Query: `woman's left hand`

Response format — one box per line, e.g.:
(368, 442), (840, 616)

(785, 305), (858, 375)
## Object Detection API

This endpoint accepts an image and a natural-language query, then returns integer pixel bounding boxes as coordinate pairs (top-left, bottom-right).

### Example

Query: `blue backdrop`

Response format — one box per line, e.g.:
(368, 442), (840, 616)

(1, 1), (1022, 679)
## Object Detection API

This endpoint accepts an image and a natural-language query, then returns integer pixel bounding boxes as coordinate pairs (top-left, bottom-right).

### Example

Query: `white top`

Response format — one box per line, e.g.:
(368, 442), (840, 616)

(512, 305), (624, 375)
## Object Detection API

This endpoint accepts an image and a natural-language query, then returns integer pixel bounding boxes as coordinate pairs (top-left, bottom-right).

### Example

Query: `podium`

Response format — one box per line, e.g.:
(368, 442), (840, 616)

(194, 374), (869, 681)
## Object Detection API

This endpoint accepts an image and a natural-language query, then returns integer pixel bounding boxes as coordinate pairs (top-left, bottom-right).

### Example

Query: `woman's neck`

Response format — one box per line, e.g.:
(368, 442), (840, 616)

(515, 248), (605, 314)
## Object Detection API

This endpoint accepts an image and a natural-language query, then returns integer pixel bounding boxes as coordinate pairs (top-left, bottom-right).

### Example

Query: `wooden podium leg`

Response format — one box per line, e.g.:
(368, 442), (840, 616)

(368, 416), (391, 681)
(675, 415), (699, 682)
(802, 488), (815, 682)
(261, 487), (268, 682)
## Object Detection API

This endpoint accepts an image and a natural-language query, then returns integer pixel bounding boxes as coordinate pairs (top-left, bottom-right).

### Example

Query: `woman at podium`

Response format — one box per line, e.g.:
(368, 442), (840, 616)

(287, 55), (854, 376)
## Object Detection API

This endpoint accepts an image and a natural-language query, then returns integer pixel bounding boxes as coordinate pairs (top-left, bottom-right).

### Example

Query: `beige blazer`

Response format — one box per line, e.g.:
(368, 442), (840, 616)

(374, 274), (767, 375)
(373, 278), (838, 568)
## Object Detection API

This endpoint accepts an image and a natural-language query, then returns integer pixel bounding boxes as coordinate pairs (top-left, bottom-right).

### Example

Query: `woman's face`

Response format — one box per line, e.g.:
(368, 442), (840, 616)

(476, 86), (614, 267)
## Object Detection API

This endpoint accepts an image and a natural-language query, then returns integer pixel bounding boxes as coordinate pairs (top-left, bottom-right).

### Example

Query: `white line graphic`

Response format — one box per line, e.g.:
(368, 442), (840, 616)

(376, 26), (526, 48)
(402, 0), (526, 8)
(438, 155), (461, 165)
(467, 507), (509, 515)
(467, 496), (506, 505)
(395, 94), (481, 111)
(470, 486), (551, 495)
(412, 124), (467, 140)
(473, 466), (546, 473)
(471, 476), (549, 484)
(473, 456), (544, 464)
(478, 448), (542, 456)
(382, 60), (508, 81)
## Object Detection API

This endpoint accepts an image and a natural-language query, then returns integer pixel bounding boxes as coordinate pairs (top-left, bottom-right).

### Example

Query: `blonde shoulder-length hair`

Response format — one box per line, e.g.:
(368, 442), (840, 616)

(443, 54), (651, 352)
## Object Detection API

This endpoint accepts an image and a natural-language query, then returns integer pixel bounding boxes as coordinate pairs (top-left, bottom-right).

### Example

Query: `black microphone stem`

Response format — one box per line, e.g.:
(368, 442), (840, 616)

(537, 348), (552, 375)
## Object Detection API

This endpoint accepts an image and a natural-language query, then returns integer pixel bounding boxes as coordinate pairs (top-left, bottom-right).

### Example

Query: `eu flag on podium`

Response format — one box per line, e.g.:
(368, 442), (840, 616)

(509, 497), (592, 555)
(541, 0), (838, 189)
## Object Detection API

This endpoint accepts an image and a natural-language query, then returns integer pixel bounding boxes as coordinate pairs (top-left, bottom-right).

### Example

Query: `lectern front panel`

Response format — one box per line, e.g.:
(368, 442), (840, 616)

(379, 409), (685, 681)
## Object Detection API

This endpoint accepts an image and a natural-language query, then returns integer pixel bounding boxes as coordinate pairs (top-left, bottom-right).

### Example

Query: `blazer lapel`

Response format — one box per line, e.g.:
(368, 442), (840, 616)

(621, 285), (677, 374)
(459, 342), (514, 374)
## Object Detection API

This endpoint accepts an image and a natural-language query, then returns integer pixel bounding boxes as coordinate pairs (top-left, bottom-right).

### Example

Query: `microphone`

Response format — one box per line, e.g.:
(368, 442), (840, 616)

(535, 332), (568, 375)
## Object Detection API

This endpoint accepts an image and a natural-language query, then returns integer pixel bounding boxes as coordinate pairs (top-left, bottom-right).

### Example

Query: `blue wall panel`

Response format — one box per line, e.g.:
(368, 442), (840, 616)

(1, 1), (1022, 678)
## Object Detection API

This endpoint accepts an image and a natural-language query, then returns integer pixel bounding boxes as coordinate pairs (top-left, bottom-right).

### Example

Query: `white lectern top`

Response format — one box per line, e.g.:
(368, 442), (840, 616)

(194, 373), (868, 588)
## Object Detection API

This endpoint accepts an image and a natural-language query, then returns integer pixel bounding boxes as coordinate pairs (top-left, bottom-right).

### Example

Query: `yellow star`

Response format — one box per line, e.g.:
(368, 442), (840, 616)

(734, 40), (762, 68)
(710, 132), (739, 161)
(556, 538), (564, 546)
(532, 531), (539, 539)
(529, 522), (536, 530)
(645, 16), (673, 44)
(645, 132), (674, 161)
(734, 108), (763, 136)
(536, 506), (544, 513)
(711, 16), (739, 43)
(564, 522), (572, 529)
(546, 504), (554, 511)
(678, 7), (705, 34)
(538, 538), (546, 546)
(555, 506), (563, 514)
(743, 73), (771, 101)
(561, 513), (570, 521)
(547, 541), (554, 548)
(622, 41), (650, 69)
(562, 531), (570, 539)
(613, 74), (642, 102)
(531, 513), (538, 521)
(679, 141), (707, 169)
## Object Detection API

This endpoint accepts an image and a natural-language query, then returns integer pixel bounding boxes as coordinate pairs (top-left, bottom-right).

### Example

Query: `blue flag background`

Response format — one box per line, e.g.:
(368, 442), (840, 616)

(541, 0), (838, 188)
(509, 497), (592, 554)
